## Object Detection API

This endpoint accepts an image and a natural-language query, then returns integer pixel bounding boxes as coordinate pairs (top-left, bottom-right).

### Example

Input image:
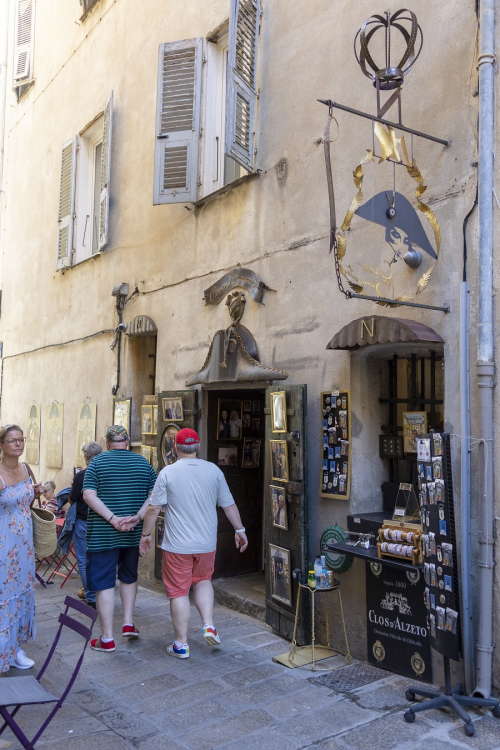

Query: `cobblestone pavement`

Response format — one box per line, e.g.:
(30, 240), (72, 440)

(1, 575), (499, 749)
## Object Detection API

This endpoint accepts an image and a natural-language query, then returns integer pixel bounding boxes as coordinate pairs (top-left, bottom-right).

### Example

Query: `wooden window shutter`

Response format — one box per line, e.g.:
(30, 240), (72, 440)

(56, 138), (76, 271)
(98, 91), (113, 251)
(225, 0), (261, 171)
(153, 38), (202, 205)
(13, 0), (34, 83)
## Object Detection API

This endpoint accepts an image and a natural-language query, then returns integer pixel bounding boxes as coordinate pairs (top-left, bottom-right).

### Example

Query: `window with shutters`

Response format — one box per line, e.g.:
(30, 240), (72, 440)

(153, 0), (261, 205)
(12, 0), (35, 97)
(56, 94), (113, 270)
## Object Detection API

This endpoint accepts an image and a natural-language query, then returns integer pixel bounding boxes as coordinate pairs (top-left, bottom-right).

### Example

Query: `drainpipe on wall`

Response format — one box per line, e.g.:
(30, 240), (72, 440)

(474, 0), (496, 699)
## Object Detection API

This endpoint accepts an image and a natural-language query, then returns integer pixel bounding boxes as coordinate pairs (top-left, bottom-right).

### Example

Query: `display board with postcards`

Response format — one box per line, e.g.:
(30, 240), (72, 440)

(320, 390), (350, 499)
(418, 433), (461, 661)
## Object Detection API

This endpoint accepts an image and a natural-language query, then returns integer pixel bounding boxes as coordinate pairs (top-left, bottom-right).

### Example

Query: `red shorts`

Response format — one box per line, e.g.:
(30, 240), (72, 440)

(162, 550), (216, 599)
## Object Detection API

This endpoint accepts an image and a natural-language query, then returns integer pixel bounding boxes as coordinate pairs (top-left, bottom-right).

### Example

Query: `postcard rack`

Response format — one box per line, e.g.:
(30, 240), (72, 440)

(377, 520), (422, 566)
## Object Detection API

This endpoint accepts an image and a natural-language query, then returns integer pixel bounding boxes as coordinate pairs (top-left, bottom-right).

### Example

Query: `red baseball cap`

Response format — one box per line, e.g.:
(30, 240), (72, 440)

(175, 428), (200, 445)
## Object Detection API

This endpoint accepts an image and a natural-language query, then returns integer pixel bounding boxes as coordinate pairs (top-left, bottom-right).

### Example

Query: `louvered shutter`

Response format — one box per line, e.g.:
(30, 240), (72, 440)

(225, 0), (261, 171)
(153, 38), (202, 205)
(98, 91), (113, 251)
(56, 138), (76, 271)
(13, 0), (34, 82)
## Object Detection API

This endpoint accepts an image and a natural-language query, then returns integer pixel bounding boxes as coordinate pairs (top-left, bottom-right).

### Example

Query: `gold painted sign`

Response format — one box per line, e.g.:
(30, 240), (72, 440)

(75, 403), (97, 467)
(45, 403), (63, 469)
(26, 404), (41, 466)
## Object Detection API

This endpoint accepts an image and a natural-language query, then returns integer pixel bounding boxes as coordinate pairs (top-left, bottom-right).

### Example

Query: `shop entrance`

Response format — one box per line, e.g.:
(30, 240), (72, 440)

(206, 389), (265, 578)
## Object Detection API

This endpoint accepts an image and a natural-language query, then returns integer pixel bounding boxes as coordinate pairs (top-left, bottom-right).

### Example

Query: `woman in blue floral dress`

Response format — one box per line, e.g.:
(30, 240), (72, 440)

(0, 424), (41, 672)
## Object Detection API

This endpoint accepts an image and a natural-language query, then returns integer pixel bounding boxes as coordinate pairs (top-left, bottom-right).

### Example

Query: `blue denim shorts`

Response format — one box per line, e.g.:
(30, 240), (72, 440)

(86, 547), (140, 592)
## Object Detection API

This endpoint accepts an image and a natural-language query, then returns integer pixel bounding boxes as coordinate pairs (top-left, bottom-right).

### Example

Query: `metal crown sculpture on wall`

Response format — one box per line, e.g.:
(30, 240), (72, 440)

(320, 9), (449, 312)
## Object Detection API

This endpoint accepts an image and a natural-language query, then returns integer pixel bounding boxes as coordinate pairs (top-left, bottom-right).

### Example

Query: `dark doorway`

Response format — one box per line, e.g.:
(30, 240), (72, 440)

(207, 389), (265, 578)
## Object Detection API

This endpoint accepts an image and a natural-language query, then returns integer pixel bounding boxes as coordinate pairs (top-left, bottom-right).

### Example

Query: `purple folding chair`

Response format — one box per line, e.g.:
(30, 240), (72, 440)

(0, 596), (98, 750)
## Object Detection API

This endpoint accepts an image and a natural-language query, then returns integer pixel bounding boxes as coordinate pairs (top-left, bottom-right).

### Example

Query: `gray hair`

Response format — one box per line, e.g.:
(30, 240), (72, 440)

(42, 480), (56, 491)
(178, 443), (200, 455)
(82, 442), (103, 460)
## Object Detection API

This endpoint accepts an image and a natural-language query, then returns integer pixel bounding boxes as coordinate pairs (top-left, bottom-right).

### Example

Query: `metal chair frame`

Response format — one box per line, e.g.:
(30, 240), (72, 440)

(0, 596), (98, 750)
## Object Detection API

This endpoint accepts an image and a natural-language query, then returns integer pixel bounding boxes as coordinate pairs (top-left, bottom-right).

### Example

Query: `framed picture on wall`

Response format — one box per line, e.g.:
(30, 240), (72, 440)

(151, 447), (158, 472)
(141, 405), (153, 435)
(162, 397), (183, 422)
(161, 424), (180, 466)
(152, 405), (158, 435)
(140, 445), (151, 461)
(218, 445), (238, 466)
(270, 440), (289, 483)
(217, 399), (242, 440)
(271, 391), (287, 433)
(112, 397), (131, 434)
(243, 400), (251, 412)
(269, 544), (291, 606)
(242, 438), (261, 468)
(270, 485), (288, 530)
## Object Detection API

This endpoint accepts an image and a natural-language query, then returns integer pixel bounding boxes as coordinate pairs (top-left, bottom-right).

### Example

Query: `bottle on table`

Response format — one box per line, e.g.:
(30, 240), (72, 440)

(314, 557), (323, 588)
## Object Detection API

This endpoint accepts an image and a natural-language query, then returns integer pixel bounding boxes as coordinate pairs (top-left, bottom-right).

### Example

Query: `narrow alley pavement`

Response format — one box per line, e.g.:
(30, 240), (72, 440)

(1, 576), (499, 749)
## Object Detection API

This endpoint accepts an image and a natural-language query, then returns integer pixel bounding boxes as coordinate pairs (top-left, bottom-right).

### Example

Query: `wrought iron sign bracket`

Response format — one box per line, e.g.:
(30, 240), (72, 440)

(346, 291), (450, 313)
(318, 100), (450, 147)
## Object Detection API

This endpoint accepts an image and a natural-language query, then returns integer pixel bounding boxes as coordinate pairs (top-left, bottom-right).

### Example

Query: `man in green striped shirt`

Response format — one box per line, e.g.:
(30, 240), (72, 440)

(83, 425), (157, 653)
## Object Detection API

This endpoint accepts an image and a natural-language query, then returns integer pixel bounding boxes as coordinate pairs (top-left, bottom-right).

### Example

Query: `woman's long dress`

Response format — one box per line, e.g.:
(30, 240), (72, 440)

(0, 475), (36, 671)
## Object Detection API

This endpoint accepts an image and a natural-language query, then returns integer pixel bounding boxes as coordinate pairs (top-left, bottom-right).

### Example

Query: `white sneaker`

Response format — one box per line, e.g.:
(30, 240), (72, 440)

(11, 649), (35, 670)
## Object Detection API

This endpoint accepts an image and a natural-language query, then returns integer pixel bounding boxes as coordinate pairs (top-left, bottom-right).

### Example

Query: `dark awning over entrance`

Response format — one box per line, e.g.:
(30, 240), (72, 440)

(326, 316), (444, 351)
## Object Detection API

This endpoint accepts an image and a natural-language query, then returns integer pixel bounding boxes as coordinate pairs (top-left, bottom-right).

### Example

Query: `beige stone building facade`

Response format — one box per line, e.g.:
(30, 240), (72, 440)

(0, 0), (499, 695)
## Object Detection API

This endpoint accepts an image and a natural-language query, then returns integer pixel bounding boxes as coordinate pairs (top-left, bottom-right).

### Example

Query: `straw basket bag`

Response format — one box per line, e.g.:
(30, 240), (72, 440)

(31, 507), (57, 559)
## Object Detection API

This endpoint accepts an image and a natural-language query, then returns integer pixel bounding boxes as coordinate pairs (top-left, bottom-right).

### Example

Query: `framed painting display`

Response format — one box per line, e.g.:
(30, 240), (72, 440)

(270, 485), (288, 530)
(243, 400), (251, 412)
(269, 544), (291, 606)
(218, 445), (238, 466)
(152, 405), (158, 435)
(270, 440), (289, 483)
(151, 447), (158, 472)
(242, 438), (261, 468)
(46, 403), (64, 469)
(140, 445), (152, 461)
(26, 404), (41, 465)
(141, 405), (153, 435)
(403, 411), (428, 454)
(161, 424), (180, 466)
(113, 397), (131, 434)
(320, 389), (351, 500)
(162, 397), (183, 422)
(217, 399), (242, 440)
(270, 391), (287, 433)
(75, 402), (97, 466)
(156, 515), (165, 549)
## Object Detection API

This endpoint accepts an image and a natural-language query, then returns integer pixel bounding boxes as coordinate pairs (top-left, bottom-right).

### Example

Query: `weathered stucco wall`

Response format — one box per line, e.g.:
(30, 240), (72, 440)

(1, 0), (497, 683)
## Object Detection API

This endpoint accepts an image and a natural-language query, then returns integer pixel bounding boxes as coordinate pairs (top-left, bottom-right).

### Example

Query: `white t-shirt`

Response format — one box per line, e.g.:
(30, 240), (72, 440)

(149, 458), (235, 554)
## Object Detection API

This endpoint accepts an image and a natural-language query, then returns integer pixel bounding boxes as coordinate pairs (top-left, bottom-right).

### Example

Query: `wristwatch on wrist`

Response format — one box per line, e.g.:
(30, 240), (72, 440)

(235, 527), (246, 534)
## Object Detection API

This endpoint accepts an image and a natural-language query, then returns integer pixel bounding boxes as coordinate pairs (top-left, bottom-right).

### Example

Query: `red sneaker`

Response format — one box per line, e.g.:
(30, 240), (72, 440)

(122, 625), (140, 638)
(91, 637), (116, 652)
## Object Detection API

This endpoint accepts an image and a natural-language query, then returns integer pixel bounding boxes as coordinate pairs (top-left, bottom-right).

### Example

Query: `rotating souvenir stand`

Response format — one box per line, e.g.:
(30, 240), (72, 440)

(403, 433), (500, 737)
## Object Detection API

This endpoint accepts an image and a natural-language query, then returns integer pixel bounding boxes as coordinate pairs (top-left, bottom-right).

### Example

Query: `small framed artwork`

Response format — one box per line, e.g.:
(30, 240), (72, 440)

(161, 424), (180, 466)
(242, 438), (261, 468)
(151, 447), (158, 472)
(243, 400), (251, 412)
(269, 544), (292, 606)
(270, 485), (287, 530)
(218, 445), (238, 466)
(403, 412), (428, 454)
(217, 399), (242, 440)
(252, 417), (261, 431)
(152, 405), (158, 435)
(162, 397), (183, 422)
(270, 440), (289, 483)
(252, 400), (260, 414)
(141, 405), (153, 435)
(271, 391), (287, 433)
(242, 413), (251, 429)
(112, 397), (131, 434)
(156, 515), (165, 549)
(140, 445), (152, 461)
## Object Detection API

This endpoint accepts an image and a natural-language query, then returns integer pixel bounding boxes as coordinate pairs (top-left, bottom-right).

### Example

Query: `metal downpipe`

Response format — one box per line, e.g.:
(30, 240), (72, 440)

(474, 0), (496, 699)
(460, 282), (473, 694)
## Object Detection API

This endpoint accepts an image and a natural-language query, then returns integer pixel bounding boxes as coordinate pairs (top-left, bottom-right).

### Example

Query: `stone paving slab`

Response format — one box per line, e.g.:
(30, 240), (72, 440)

(1, 577), (499, 750)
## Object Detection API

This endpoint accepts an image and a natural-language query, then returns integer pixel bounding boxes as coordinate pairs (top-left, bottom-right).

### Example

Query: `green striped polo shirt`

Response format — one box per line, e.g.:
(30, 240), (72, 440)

(83, 449), (157, 551)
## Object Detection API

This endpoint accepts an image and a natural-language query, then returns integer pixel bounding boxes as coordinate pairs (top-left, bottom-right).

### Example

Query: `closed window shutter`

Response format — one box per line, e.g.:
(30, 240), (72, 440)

(225, 0), (261, 171)
(56, 138), (76, 271)
(98, 91), (113, 251)
(13, 0), (34, 82)
(153, 38), (202, 205)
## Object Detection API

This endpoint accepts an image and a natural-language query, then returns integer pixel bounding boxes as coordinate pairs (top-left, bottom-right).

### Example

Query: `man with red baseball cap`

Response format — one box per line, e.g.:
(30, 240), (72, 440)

(139, 428), (248, 659)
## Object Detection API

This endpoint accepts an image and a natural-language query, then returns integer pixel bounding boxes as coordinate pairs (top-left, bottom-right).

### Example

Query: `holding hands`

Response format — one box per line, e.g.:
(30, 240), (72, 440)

(109, 514), (141, 532)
